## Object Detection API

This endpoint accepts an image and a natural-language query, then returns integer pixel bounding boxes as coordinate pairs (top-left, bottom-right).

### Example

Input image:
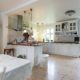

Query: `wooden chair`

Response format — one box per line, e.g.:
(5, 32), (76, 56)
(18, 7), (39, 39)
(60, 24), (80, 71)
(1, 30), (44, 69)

(4, 48), (15, 56)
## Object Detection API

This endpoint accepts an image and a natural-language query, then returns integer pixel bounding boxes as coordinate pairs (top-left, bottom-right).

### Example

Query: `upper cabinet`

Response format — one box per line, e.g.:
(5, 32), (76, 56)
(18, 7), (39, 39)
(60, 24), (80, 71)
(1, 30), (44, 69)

(55, 18), (80, 36)
(55, 23), (62, 32)
(8, 15), (23, 31)
(68, 21), (77, 32)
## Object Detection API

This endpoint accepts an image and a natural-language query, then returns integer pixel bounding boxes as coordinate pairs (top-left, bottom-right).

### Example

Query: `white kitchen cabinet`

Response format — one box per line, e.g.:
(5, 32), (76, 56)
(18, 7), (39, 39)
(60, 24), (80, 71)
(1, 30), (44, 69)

(15, 45), (43, 67)
(43, 42), (80, 57)
(8, 15), (23, 31)
(55, 18), (80, 36)
(53, 43), (80, 57)
(55, 23), (62, 32)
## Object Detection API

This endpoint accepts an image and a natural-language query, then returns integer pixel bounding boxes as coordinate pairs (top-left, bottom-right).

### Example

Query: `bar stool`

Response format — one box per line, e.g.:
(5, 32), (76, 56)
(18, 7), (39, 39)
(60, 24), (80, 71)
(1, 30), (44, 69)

(39, 54), (49, 68)
(4, 48), (15, 56)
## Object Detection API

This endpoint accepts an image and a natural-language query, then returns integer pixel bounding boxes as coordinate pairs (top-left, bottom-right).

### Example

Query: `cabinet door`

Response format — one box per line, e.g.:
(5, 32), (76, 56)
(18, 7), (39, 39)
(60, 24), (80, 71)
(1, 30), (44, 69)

(17, 15), (23, 30)
(62, 22), (69, 31)
(8, 16), (17, 29)
(69, 21), (77, 32)
(8, 15), (23, 30)
(55, 23), (61, 32)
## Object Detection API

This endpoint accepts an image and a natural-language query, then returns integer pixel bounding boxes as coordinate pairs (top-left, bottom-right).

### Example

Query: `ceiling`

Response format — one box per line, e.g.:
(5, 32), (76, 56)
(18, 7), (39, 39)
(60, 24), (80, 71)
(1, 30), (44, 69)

(0, 0), (80, 14)
(32, 0), (80, 20)
(18, 0), (80, 17)
(0, 0), (36, 12)
(1, 0), (80, 21)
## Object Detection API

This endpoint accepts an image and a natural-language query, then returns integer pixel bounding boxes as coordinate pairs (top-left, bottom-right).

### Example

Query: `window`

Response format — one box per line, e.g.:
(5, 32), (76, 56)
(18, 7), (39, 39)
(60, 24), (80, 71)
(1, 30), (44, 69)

(44, 28), (54, 42)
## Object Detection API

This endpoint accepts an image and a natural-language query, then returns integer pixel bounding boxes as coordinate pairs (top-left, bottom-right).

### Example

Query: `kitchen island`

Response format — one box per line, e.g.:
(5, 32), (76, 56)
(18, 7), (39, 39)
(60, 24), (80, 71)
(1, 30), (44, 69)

(14, 44), (43, 67)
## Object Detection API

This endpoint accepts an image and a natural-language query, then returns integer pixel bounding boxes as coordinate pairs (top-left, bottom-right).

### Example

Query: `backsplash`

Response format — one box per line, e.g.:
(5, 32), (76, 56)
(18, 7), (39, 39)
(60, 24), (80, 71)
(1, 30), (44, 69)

(54, 35), (74, 42)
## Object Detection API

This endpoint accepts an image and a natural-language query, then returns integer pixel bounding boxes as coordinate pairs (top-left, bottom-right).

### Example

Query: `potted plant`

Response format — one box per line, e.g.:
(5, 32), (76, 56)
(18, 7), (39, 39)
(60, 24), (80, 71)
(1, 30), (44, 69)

(17, 55), (26, 59)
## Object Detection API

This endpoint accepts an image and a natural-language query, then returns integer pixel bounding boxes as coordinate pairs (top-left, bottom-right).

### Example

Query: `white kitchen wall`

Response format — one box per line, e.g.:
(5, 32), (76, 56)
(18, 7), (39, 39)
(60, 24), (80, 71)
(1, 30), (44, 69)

(31, 0), (80, 23)
(0, 14), (3, 53)
(27, 0), (56, 41)
(32, 0), (55, 24)
(0, 14), (7, 53)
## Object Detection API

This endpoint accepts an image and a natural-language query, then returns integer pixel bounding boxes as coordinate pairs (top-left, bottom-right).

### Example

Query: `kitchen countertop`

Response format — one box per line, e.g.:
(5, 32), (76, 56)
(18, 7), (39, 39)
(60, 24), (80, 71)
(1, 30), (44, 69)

(53, 42), (80, 44)
(42, 41), (80, 44)
(8, 41), (80, 45)
(8, 43), (42, 46)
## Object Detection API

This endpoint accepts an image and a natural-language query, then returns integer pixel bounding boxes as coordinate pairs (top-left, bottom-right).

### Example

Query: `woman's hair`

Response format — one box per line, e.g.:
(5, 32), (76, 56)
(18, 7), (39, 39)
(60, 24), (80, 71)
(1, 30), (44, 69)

(23, 33), (29, 38)
(23, 33), (29, 41)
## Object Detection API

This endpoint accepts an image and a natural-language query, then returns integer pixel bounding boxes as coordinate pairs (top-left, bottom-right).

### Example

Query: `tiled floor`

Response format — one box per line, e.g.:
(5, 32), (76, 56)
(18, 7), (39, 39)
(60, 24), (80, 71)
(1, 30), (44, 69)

(28, 55), (80, 80)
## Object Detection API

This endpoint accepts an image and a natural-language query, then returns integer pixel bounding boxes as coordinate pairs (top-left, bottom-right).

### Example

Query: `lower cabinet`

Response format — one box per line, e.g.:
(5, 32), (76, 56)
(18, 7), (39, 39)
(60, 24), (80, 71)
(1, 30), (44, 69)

(15, 45), (43, 67)
(43, 43), (80, 57)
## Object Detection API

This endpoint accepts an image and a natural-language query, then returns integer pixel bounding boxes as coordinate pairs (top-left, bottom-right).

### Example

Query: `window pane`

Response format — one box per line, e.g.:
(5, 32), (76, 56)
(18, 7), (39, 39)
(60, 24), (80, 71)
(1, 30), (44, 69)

(47, 29), (50, 33)
(51, 29), (54, 33)
(51, 35), (53, 40)
(46, 34), (50, 39)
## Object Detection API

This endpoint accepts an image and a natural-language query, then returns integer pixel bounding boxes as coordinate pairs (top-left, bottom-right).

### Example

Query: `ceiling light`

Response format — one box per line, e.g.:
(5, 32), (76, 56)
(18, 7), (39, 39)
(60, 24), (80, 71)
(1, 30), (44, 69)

(65, 10), (76, 16)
